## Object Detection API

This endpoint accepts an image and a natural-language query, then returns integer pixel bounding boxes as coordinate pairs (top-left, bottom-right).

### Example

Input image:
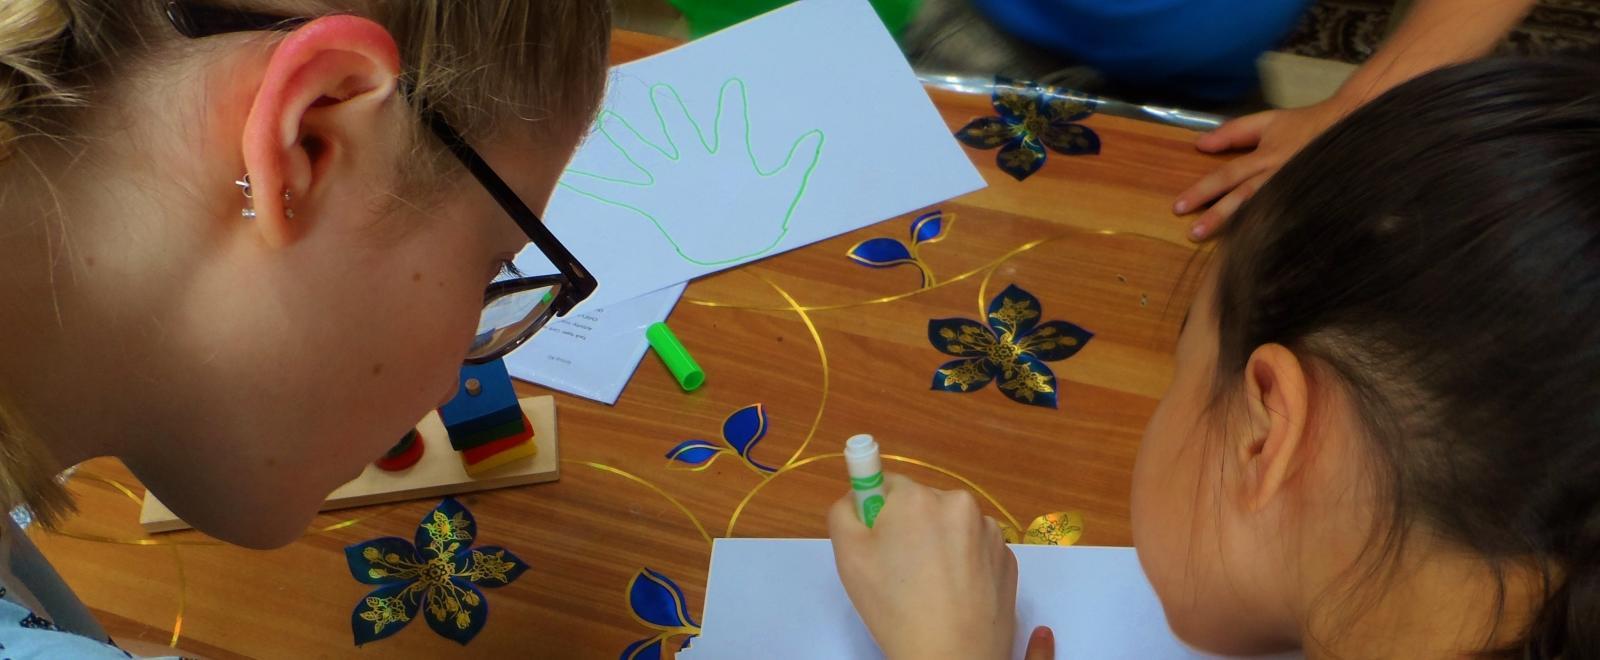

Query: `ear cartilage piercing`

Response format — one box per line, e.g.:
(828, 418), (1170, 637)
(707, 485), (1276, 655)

(236, 173), (293, 220)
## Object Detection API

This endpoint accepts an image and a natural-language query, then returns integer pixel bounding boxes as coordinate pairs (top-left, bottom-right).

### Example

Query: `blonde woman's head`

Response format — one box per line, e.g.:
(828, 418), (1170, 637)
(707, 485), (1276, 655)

(0, 0), (610, 547)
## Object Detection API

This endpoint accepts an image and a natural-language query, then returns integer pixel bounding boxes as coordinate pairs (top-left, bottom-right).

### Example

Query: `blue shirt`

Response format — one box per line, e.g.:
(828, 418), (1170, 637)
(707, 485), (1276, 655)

(972, 0), (1313, 100)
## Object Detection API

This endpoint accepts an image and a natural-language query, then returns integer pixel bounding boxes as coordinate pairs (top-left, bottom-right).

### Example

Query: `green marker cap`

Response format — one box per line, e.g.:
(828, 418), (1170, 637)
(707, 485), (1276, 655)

(646, 322), (704, 391)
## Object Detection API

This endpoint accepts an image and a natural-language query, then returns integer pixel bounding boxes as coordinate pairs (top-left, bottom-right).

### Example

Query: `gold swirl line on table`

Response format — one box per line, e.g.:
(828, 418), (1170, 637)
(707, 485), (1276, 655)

(168, 546), (186, 647)
(566, 460), (714, 548)
(755, 274), (830, 469)
(723, 452), (1022, 538)
(685, 229), (1192, 313)
(978, 258), (1004, 319)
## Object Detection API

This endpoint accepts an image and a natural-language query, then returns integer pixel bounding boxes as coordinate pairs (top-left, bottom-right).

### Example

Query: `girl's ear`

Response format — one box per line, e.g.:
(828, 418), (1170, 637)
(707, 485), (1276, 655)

(239, 15), (401, 248)
(1238, 343), (1310, 511)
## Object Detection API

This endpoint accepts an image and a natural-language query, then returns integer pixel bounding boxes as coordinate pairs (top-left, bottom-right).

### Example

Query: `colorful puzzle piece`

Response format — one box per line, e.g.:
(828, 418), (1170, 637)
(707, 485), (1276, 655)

(461, 416), (538, 477)
(375, 428), (425, 472)
(439, 359), (539, 475)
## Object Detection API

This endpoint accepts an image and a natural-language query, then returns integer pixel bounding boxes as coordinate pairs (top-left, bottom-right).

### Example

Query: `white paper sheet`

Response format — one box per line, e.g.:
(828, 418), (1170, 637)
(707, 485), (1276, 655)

(519, 0), (985, 310)
(680, 539), (1304, 660)
(502, 284), (686, 404)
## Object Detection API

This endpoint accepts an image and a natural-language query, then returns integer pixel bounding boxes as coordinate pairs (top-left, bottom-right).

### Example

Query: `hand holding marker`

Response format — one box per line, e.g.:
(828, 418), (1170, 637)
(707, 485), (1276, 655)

(845, 434), (887, 527)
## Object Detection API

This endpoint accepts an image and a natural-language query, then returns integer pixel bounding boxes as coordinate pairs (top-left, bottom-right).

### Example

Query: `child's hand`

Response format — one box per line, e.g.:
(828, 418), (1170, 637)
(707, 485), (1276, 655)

(829, 474), (1019, 659)
(1172, 97), (1357, 240)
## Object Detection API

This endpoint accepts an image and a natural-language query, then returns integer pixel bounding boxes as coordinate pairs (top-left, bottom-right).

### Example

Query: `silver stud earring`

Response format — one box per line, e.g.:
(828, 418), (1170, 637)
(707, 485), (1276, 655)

(235, 173), (293, 220)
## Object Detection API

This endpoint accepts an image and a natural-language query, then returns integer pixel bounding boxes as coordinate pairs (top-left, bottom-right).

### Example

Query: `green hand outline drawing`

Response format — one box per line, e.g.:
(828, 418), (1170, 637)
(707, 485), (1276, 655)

(559, 78), (827, 266)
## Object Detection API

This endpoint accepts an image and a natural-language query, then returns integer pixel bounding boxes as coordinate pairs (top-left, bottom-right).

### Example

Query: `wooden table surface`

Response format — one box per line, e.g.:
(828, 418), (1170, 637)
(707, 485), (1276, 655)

(34, 30), (1220, 659)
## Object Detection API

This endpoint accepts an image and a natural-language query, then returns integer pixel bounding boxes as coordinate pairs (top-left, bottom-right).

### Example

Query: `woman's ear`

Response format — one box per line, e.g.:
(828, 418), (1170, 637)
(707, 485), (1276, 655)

(239, 15), (401, 247)
(1238, 343), (1310, 511)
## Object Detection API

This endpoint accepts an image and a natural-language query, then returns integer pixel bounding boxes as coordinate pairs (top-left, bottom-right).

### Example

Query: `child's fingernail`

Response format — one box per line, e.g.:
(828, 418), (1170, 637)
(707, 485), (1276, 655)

(1173, 200), (1189, 214)
(1190, 222), (1206, 240)
(1032, 626), (1053, 642)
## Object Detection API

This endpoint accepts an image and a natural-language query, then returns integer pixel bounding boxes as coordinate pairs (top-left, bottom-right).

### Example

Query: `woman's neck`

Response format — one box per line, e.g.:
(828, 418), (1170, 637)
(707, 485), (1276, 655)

(1303, 545), (1539, 658)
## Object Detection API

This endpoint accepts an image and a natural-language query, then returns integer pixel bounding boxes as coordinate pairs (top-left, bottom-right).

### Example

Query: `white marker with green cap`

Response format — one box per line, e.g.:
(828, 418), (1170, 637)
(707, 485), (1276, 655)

(844, 434), (886, 527)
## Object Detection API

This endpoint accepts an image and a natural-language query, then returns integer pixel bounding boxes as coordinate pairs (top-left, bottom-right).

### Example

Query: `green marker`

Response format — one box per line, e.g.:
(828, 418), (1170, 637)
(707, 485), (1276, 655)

(646, 322), (705, 391)
(845, 434), (886, 527)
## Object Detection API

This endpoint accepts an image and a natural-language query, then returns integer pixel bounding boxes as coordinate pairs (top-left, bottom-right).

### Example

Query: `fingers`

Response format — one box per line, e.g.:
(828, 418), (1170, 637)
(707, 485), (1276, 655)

(828, 492), (868, 541)
(1024, 626), (1055, 660)
(1190, 171), (1271, 241)
(713, 78), (751, 154)
(650, 83), (708, 156)
(1173, 153), (1273, 216)
(881, 472), (916, 494)
(1194, 111), (1276, 154)
(561, 112), (670, 203)
(768, 128), (825, 179)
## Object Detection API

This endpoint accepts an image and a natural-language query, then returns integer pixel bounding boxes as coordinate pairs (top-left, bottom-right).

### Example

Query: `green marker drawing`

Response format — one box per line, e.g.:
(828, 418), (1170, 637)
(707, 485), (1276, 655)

(558, 77), (827, 266)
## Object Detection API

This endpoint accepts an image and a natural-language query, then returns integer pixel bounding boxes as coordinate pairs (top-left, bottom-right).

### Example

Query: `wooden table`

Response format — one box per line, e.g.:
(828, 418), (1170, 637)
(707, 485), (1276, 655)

(34, 30), (1219, 659)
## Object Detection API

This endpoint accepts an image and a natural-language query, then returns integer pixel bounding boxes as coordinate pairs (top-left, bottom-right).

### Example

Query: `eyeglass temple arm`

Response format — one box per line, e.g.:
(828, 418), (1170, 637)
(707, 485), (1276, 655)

(420, 113), (597, 312)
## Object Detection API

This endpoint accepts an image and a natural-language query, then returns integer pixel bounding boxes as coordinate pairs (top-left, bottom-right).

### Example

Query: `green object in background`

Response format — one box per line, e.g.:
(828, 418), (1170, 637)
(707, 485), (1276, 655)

(646, 322), (706, 391)
(669, 0), (921, 37)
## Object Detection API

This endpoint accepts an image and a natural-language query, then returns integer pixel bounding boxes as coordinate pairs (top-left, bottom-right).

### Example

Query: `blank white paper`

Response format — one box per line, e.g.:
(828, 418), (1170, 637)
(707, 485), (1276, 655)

(680, 539), (1304, 659)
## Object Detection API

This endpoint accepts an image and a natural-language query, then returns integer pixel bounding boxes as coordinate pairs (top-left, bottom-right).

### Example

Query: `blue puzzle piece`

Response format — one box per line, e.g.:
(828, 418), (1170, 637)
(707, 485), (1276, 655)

(439, 360), (522, 438)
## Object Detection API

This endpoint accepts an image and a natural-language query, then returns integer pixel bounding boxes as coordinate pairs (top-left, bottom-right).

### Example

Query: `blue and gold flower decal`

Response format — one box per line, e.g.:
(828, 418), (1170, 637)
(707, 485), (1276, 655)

(346, 498), (528, 646)
(621, 568), (701, 660)
(955, 76), (1101, 181)
(665, 404), (776, 474)
(847, 210), (953, 288)
(929, 284), (1093, 408)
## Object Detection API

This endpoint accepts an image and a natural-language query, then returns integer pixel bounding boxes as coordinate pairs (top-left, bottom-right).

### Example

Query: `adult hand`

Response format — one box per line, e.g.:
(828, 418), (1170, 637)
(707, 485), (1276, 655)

(1173, 97), (1355, 241)
(829, 473), (1019, 659)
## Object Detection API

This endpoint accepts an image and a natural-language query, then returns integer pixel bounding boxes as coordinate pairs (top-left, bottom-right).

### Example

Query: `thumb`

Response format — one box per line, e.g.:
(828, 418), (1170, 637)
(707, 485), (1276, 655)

(770, 128), (825, 180)
(1024, 626), (1055, 660)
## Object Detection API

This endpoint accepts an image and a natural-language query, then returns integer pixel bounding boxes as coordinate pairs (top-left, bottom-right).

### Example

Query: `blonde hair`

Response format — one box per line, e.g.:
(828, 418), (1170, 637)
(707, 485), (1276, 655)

(0, 0), (611, 526)
(0, 0), (73, 154)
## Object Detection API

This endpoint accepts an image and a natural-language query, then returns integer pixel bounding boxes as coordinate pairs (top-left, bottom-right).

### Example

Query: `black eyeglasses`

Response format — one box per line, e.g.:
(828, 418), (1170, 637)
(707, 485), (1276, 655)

(164, 1), (598, 364)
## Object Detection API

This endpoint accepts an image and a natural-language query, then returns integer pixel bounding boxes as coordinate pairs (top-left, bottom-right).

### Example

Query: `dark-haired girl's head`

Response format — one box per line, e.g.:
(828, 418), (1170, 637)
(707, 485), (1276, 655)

(1131, 58), (1600, 657)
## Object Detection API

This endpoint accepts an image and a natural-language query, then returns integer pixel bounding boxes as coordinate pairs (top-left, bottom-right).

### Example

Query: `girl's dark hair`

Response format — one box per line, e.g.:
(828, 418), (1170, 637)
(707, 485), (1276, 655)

(1213, 57), (1600, 657)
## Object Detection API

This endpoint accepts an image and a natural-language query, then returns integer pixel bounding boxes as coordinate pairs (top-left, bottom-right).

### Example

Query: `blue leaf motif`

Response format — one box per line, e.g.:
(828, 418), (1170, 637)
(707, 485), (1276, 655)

(932, 357), (996, 393)
(954, 116), (1016, 150)
(621, 636), (665, 660)
(416, 498), (476, 561)
(987, 284), (1044, 337)
(1039, 122), (1101, 156)
(996, 137), (1047, 181)
(997, 354), (1059, 409)
(846, 237), (914, 268)
(664, 440), (727, 468)
(910, 211), (948, 245)
(351, 581), (421, 646)
(928, 318), (995, 357)
(463, 546), (529, 587)
(423, 578), (488, 646)
(628, 568), (699, 629)
(991, 76), (1038, 123)
(721, 404), (775, 473)
(1021, 321), (1094, 362)
(345, 537), (419, 585)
